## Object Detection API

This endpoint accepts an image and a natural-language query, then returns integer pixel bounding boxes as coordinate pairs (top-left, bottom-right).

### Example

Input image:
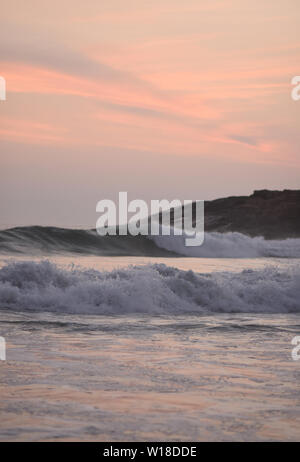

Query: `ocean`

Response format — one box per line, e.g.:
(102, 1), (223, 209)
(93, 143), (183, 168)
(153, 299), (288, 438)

(0, 227), (300, 441)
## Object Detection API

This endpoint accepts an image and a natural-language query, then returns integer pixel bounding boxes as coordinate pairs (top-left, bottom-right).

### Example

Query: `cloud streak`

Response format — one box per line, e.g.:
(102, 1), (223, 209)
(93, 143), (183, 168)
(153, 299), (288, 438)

(0, 0), (299, 226)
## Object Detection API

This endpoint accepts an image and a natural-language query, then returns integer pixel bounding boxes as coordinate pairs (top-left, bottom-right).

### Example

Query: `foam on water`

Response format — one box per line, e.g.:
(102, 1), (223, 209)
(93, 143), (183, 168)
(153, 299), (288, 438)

(0, 260), (299, 315)
(152, 231), (300, 257)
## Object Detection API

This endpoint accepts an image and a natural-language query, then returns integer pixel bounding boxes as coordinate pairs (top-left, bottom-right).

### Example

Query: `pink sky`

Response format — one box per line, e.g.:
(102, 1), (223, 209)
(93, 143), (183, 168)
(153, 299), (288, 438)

(0, 0), (299, 226)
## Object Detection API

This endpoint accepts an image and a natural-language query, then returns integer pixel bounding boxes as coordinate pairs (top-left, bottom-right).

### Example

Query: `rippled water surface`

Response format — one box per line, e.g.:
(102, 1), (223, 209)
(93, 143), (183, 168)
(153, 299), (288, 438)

(1, 311), (300, 441)
(0, 256), (300, 441)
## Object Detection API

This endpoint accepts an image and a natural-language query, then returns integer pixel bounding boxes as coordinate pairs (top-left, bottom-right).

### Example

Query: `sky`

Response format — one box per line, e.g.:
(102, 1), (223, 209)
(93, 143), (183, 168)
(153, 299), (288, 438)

(0, 0), (299, 227)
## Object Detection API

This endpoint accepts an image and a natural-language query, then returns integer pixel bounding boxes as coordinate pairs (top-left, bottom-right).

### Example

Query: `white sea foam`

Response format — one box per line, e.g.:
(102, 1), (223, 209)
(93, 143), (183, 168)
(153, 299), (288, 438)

(0, 260), (299, 315)
(151, 232), (300, 258)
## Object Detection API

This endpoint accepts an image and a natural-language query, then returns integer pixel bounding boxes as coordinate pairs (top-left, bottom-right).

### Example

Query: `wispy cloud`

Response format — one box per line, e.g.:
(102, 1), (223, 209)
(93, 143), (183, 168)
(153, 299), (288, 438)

(1, 0), (299, 228)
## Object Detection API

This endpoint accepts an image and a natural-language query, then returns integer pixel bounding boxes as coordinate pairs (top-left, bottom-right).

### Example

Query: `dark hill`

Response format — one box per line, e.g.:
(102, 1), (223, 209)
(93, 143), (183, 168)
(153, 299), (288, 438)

(204, 189), (300, 239)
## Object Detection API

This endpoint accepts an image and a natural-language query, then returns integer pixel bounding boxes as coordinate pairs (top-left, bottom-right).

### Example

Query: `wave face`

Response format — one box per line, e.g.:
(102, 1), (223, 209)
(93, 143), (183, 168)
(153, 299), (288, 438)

(0, 260), (299, 314)
(152, 232), (300, 258)
(1, 226), (300, 258)
(0, 226), (175, 257)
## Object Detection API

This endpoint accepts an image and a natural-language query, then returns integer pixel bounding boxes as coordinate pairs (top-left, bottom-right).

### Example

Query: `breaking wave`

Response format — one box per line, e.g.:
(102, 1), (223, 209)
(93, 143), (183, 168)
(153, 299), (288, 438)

(152, 232), (300, 258)
(0, 226), (300, 258)
(0, 260), (299, 314)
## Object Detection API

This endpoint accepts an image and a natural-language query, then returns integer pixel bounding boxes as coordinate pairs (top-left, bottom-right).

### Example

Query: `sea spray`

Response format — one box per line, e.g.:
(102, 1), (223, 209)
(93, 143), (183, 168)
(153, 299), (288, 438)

(0, 260), (299, 315)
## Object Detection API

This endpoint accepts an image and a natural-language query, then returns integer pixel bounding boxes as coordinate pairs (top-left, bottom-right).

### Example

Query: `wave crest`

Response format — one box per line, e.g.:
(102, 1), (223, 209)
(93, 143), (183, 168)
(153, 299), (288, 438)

(1, 226), (300, 258)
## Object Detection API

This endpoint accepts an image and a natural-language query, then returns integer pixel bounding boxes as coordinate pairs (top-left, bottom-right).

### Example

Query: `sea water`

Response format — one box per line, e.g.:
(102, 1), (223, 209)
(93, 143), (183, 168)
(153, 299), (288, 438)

(0, 254), (300, 441)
